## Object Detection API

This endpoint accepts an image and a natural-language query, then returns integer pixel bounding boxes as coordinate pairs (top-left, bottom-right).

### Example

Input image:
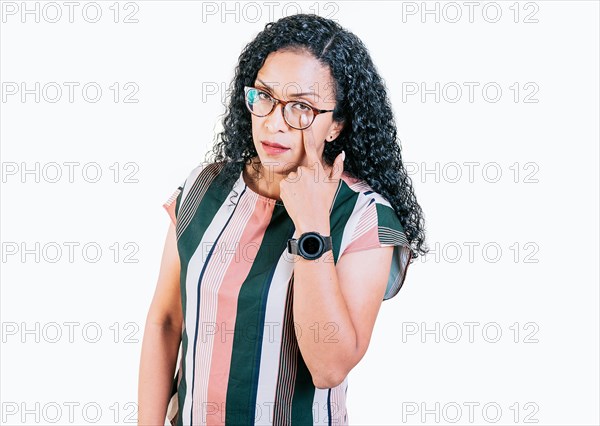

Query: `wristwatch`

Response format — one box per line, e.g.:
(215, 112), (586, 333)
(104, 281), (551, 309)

(287, 231), (333, 260)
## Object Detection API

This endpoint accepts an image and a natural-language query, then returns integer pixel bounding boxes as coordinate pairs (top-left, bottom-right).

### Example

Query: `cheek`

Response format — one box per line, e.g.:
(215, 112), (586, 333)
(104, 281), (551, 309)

(250, 117), (262, 141)
(311, 124), (329, 146)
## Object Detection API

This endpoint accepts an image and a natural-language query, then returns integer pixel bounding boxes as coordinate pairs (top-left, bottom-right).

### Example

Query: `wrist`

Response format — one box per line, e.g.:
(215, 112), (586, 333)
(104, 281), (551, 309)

(294, 221), (330, 237)
(288, 230), (333, 261)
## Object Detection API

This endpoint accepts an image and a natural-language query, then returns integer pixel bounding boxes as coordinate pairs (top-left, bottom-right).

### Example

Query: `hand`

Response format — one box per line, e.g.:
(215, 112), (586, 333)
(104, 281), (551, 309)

(279, 114), (345, 235)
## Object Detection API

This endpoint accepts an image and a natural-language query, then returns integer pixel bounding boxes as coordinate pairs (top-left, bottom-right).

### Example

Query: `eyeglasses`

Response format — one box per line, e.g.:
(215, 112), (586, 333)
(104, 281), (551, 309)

(244, 86), (335, 130)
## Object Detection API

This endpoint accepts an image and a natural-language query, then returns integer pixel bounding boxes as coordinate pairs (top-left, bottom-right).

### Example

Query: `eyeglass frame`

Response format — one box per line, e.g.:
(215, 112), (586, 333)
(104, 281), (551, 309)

(243, 86), (335, 130)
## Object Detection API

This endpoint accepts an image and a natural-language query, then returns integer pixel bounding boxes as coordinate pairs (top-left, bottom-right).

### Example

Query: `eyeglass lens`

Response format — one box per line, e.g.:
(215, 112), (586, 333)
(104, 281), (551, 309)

(246, 88), (314, 129)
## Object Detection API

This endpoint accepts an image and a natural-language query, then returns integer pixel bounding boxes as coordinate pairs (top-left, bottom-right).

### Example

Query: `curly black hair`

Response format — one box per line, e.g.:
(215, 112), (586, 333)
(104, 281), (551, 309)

(203, 13), (428, 260)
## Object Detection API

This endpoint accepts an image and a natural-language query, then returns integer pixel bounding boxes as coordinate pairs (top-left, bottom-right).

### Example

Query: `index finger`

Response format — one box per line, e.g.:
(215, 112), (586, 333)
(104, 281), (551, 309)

(300, 113), (322, 170)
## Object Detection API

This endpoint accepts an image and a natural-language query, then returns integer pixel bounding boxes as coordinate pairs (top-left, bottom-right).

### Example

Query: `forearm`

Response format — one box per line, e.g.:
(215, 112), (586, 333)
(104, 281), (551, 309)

(292, 223), (358, 389)
(138, 321), (181, 425)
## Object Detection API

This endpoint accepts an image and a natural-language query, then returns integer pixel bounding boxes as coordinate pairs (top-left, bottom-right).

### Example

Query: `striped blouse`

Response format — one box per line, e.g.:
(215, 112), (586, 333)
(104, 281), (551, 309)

(162, 161), (411, 426)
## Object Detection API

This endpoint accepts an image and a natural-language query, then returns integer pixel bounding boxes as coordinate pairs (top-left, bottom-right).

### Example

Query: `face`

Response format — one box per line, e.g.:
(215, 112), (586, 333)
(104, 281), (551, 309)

(248, 49), (343, 177)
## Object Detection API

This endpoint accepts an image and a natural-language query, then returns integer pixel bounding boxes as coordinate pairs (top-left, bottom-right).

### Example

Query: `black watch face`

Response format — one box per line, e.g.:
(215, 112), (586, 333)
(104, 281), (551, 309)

(301, 235), (323, 256)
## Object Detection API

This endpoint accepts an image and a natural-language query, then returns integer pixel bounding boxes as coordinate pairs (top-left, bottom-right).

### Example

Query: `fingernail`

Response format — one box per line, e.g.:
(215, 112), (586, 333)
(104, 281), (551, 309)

(342, 150), (346, 161)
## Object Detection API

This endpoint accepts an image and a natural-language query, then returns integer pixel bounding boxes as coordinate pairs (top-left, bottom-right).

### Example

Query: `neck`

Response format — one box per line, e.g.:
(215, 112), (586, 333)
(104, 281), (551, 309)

(244, 160), (285, 201)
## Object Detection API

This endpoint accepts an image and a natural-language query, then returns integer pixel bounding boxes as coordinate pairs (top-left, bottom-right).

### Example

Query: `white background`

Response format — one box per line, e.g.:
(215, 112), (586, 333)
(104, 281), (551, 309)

(1, 1), (598, 425)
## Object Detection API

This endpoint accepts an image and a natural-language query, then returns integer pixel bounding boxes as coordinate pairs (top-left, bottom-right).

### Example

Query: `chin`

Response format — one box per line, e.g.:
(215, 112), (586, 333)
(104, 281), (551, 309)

(257, 156), (299, 175)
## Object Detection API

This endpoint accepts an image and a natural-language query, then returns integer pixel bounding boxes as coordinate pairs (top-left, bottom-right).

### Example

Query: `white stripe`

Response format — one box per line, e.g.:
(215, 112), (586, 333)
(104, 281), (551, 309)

(371, 192), (393, 208)
(177, 164), (219, 240)
(180, 162), (208, 206)
(352, 200), (377, 241)
(330, 376), (349, 425)
(338, 195), (367, 258)
(254, 248), (296, 425)
(180, 170), (243, 425)
(312, 388), (330, 425)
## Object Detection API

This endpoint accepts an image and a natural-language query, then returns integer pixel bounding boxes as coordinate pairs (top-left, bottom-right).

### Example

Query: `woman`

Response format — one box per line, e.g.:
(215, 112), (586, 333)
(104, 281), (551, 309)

(138, 13), (427, 426)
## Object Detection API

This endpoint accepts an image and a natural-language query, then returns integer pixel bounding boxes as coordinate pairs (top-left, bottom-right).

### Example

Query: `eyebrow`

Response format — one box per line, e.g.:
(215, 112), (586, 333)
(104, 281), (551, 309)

(256, 78), (321, 100)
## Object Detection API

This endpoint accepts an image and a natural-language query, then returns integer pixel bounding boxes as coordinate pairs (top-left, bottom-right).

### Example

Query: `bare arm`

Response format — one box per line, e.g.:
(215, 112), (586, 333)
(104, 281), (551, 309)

(138, 222), (183, 425)
(292, 220), (393, 389)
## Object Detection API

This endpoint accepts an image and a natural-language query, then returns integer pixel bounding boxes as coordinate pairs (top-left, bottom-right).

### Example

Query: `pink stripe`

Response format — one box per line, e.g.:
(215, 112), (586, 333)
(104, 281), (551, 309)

(340, 172), (372, 193)
(205, 198), (275, 425)
(344, 226), (379, 254)
(344, 199), (379, 254)
(193, 191), (258, 423)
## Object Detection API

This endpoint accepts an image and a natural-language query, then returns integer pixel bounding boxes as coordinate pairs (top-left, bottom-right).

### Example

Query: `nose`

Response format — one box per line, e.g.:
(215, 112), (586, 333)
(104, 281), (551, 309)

(264, 102), (288, 132)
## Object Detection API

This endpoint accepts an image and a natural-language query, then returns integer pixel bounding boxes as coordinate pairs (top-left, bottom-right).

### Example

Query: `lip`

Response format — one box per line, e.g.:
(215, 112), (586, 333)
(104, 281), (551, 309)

(261, 141), (290, 156)
(261, 140), (289, 149)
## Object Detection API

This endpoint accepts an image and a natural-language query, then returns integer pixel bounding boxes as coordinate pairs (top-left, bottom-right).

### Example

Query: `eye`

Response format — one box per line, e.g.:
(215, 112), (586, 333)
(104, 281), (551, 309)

(257, 90), (272, 100)
(292, 102), (311, 111)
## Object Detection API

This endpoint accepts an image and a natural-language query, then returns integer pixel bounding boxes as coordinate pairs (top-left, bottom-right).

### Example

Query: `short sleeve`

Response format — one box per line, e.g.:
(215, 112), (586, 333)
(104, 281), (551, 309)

(162, 162), (212, 227)
(162, 182), (185, 226)
(341, 198), (412, 301)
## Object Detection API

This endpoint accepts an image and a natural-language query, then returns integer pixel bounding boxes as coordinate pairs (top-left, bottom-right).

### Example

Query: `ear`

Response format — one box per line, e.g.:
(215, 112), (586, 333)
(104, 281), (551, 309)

(326, 120), (345, 141)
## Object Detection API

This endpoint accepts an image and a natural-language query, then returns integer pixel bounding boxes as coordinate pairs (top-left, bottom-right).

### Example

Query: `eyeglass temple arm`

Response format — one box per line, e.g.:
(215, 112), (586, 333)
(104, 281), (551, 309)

(316, 108), (335, 114)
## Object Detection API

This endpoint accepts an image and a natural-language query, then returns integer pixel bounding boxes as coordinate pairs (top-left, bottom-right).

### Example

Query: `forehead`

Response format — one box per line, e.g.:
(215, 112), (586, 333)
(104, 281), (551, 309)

(255, 50), (335, 99)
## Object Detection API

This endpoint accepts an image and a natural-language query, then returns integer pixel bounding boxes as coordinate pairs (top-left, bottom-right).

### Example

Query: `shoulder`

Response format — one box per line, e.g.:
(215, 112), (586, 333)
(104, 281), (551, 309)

(337, 172), (412, 300)
(339, 172), (391, 203)
(178, 161), (230, 199)
(181, 161), (224, 189)
(163, 161), (226, 226)
(337, 172), (402, 226)
(336, 171), (408, 251)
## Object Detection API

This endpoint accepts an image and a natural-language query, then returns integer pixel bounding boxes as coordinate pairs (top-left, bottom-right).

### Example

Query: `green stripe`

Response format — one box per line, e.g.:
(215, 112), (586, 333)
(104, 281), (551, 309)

(375, 203), (406, 243)
(374, 203), (410, 301)
(226, 205), (295, 425)
(291, 353), (315, 424)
